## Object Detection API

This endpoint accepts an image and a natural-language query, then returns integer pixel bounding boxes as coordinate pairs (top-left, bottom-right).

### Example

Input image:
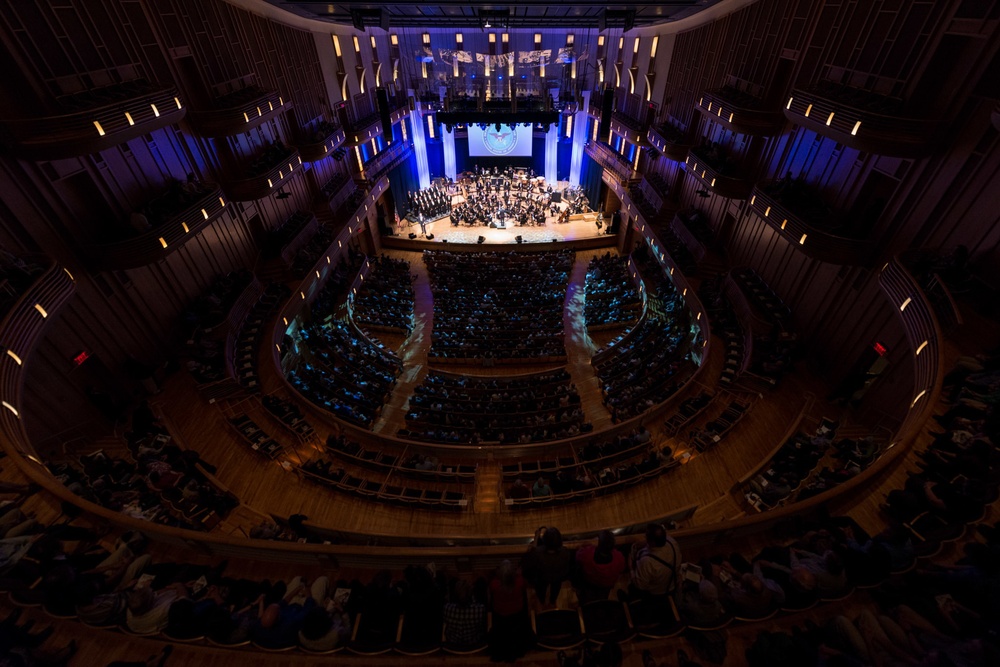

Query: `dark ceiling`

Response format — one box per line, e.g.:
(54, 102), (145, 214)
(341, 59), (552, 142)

(263, 1), (723, 29)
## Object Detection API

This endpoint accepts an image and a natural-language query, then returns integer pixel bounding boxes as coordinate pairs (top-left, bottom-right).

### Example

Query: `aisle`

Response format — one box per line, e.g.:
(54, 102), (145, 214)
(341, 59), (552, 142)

(563, 250), (614, 429)
(371, 250), (433, 435)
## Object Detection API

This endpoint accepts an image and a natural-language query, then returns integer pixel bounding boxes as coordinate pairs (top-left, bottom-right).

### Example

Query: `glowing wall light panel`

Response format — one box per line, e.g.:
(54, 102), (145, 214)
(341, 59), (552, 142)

(33, 304), (48, 318)
(899, 297), (912, 311)
(94, 121), (106, 136)
(125, 112), (135, 126)
(786, 96), (794, 109)
(2, 401), (18, 417)
(851, 120), (862, 135)
(826, 112), (835, 125)
(158, 237), (168, 249)
(174, 97), (182, 109)
(916, 340), (929, 356)
(6, 350), (22, 365)
(798, 233), (808, 245)
(910, 389), (927, 408)
(181, 222), (190, 233)
(804, 103), (813, 117)
(150, 103), (159, 117)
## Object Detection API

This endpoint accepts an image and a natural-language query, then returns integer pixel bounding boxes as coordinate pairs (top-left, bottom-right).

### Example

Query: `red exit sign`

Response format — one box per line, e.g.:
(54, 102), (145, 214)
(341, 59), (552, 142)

(73, 350), (90, 366)
(873, 341), (889, 357)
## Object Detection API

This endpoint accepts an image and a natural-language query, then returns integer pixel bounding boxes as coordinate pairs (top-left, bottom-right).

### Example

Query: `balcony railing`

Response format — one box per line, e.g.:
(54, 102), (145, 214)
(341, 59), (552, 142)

(878, 256), (944, 437)
(188, 87), (289, 137)
(297, 123), (346, 162)
(695, 87), (785, 135)
(361, 141), (412, 182)
(683, 146), (753, 199)
(586, 141), (638, 185)
(647, 123), (691, 162)
(0, 81), (185, 160)
(320, 172), (356, 212)
(784, 83), (940, 157)
(89, 184), (228, 270)
(748, 182), (876, 265)
(344, 113), (383, 146)
(0, 262), (76, 457)
(225, 150), (302, 202)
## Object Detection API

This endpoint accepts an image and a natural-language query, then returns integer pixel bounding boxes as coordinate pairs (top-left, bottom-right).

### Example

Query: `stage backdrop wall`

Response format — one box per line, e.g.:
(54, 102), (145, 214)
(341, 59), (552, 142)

(388, 155), (421, 220)
(454, 136), (546, 176)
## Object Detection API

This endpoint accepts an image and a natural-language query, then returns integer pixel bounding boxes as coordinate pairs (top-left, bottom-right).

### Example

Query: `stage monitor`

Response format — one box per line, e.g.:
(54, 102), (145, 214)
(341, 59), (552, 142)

(467, 124), (533, 158)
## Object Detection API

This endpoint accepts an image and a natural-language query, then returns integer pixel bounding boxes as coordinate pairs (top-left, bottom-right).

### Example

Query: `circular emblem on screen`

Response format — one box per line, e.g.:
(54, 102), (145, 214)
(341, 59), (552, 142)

(484, 127), (518, 155)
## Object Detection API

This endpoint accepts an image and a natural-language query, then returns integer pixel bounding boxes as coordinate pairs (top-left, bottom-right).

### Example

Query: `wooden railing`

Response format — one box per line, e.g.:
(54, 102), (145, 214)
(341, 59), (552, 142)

(87, 185), (228, 270)
(0, 263), (76, 459)
(748, 184), (876, 265)
(647, 122), (691, 162)
(361, 141), (413, 182)
(0, 83), (185, 160)
(296, 124), (346, 162)
(784, 85), (940, 157)
(683, 147), (754, 199)
(695, 88), (785, 135)
(188, 88), (289, 137)
(586, 141), (637, 185)
(225, 151), (302, 202)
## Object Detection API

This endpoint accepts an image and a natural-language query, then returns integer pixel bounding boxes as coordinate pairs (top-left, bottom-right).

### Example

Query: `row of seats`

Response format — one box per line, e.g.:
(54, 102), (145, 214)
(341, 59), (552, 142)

(325, 434), (476, 484)
(228, 414), (283, 459)
(689, 398), (751, 451)
(261, 394), (316, 444)
(351, 255), (415, 334)
(234, 283), (289, 392)
(584, 253), (642, 328)
(501, 426), (658, 482)
(299, 459), (468, 510)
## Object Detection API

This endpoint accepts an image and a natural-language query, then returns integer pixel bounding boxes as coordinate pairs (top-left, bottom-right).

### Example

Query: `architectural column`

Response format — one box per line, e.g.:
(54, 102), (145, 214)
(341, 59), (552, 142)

(568, 90), (590, 187)
(443, 126), (457, 182)
(407, 89), (431, 189)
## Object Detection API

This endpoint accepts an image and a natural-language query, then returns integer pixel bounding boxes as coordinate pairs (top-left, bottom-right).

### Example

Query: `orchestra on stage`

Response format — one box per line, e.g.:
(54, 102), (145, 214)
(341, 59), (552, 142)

(403, 164), (590, 232)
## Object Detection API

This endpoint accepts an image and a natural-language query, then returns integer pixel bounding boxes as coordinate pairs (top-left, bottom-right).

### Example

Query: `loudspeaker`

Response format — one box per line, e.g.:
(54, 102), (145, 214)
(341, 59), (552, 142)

(409, 233), (417, 239)
(477, 236), (486, 244)
(426, 234), (434, 240)
(515, 236), (523, 244)
(597, 88), (614, 142)
(550, 191), (562, 203)
(376, 88), (393, 140)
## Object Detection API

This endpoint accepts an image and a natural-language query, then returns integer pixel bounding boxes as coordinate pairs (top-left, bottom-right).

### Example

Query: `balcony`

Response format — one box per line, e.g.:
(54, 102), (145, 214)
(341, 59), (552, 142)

(296, 121), (346, 162)
(344, 113), (383, 147)
(695, 87), (785, 136)
(647, 122), (692, 162)
(320, 172), (356, 212)
(586, 141), (638, 186)
(188, 87), (289, 137)
(683, 146), (753, 199)
(0, 81), (185, 160)
(0, 262), (76, 450)
(749, 181), (876, 265)
(361, 141), (412, 182)
(88, 184), (227, 270)
(225, 147), (302, 202)
(784, 82), (940, 157)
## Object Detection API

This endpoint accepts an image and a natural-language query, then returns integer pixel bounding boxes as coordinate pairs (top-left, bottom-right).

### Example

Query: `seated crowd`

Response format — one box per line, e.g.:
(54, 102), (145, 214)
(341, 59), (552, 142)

(594, 310), (695, 422)
(584, 253), (642, 328)
(179, 270), (253, 384)
(426, 250), (572, 360)
(351, 255), (415, 334)
(9, 351), (1000, 664)
(401, 369), (591, 444)
(288, 320), (401, 428)
(243, 139), (294, 178)
(46, 403), (236, 530)
(127, 173), (214, 234)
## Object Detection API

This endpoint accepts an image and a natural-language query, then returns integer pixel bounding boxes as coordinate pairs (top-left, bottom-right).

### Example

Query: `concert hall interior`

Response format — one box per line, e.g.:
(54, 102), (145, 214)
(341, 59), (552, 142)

(1, 1), (1000, 665)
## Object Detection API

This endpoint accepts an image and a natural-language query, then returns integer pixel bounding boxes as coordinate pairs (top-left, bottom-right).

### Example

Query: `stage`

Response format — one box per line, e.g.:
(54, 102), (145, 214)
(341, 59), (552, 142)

(396, 179), (613, 245)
